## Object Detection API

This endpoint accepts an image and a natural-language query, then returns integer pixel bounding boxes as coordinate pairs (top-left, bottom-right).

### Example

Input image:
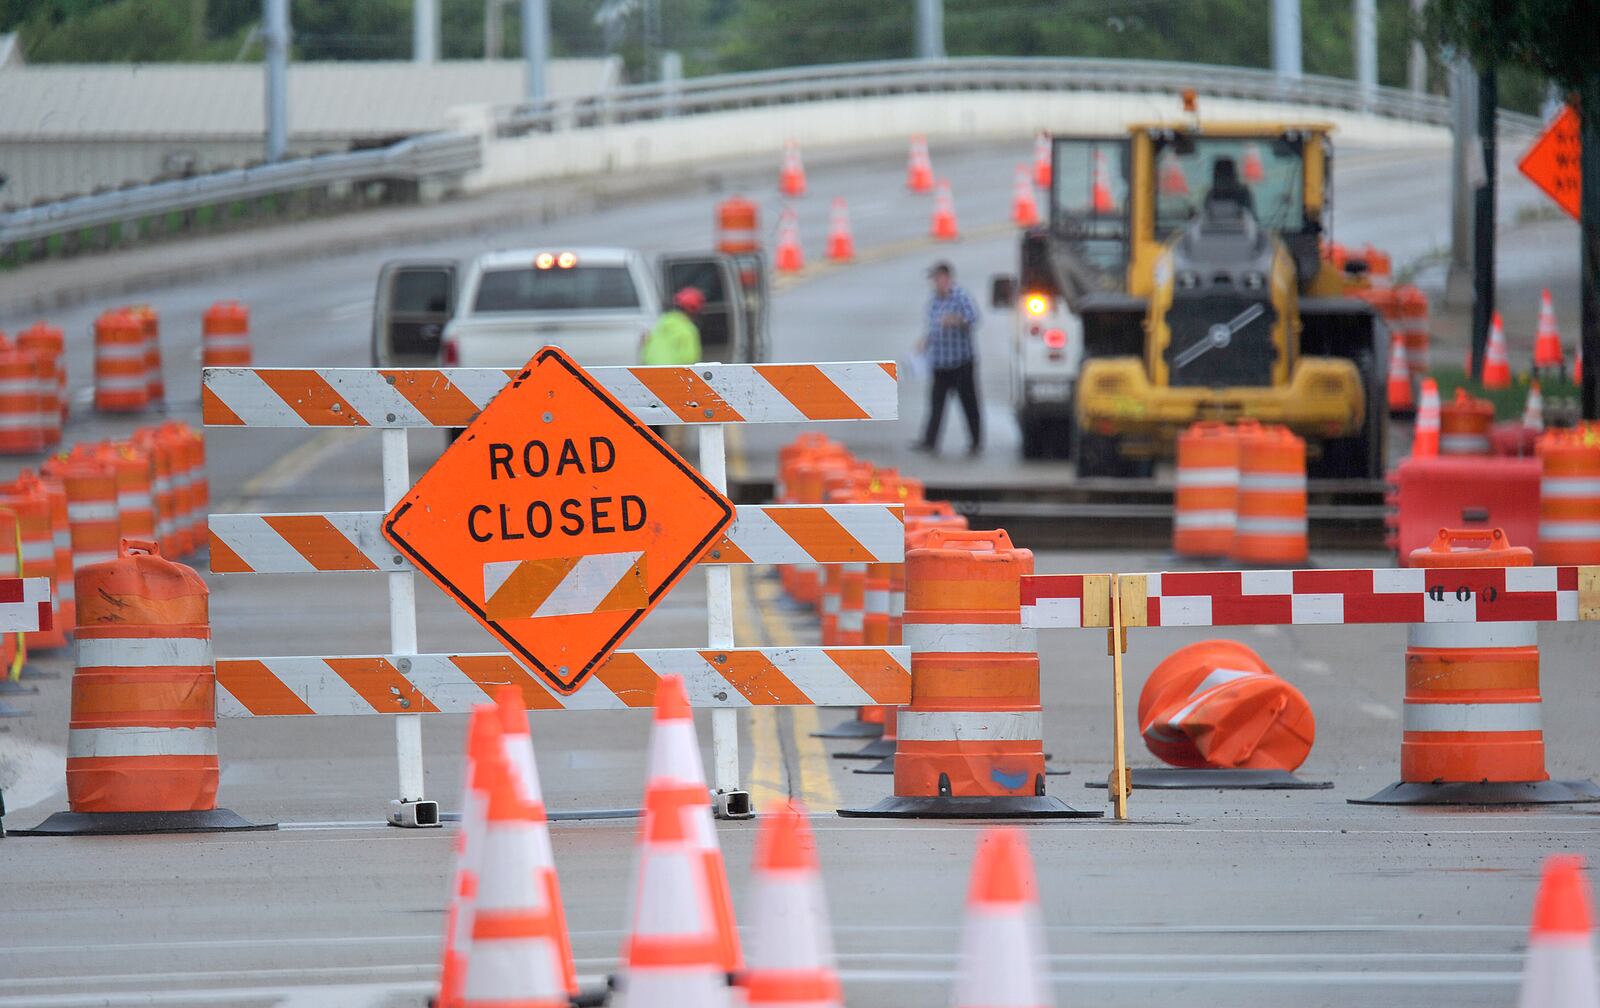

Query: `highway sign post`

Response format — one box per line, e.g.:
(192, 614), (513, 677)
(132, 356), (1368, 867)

(383, 346), (735, 695)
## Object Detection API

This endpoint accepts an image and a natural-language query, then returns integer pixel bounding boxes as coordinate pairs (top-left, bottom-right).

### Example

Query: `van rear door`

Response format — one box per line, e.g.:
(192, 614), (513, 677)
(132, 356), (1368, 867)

(373, 260), (456, 366)
(659, 253), (748, 363)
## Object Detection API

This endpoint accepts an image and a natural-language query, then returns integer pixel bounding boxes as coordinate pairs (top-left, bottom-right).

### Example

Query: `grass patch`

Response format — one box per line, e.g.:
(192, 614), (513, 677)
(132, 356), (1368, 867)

(1428, 366), (1576, 421)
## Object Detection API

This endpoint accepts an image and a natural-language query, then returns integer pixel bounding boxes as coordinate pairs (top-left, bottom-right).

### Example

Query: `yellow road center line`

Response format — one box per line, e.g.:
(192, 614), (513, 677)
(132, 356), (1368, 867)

(750, 572), (838, 810)
(732, 566), (787, 811)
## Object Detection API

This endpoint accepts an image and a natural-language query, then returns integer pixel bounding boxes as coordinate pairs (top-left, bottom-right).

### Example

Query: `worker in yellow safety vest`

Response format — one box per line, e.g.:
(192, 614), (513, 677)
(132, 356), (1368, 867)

(642, 287), (705, 365)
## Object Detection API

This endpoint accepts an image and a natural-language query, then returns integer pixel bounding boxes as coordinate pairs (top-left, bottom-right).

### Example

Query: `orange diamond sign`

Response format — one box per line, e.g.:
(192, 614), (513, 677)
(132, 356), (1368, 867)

(383, 347), (735, 694)
(1519, 105), (1582, 221)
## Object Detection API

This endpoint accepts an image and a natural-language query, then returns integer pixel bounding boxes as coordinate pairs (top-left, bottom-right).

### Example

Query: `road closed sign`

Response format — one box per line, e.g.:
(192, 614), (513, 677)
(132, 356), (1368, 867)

(383, 346), (735, 693)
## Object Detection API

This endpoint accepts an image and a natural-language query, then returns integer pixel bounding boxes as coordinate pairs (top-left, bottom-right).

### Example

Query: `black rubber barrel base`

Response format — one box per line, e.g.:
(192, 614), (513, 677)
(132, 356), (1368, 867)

(810, 717), (883, 740)
(833, 738), (896, 760)
(838, 795), (1103, 819)
(14, 808), (276, 836)
(854, 757), (895, 775)
(1350, 778), (1600, 806)
(1085, 768), (1333, 790)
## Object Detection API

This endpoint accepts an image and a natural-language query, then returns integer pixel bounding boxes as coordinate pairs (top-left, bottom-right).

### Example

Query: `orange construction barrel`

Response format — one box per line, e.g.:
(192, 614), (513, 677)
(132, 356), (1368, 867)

(1440, 387), (1494, 456)
(1173, 422), (1239, 558)
(715, 197), (760, 255)
(1536, 427), (1600, 565)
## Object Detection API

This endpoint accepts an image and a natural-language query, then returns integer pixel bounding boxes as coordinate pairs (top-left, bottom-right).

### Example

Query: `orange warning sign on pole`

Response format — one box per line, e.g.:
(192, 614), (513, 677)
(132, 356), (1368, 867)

(383, 347), (735, 694)
(1519, 106), (1582, 221)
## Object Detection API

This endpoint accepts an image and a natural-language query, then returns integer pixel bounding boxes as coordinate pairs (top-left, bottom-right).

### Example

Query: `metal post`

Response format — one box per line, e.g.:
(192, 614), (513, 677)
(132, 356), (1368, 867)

(1471, 67), (1497, 379)
(1581, 74), (1600, 420)
(1271, 0), (1302, 83)
(1354, 0), (1376, 114)
(1407, 0), (1426, 94)
(414, 0), (439, 63)
(915, 0), (944, 61)
(1446, 56), (1478, 309)
(485, 0), (502, 59)
(262, 0), (289, 163)
(383, 428), (437, 828)
(522, 0), (548, 102)
(698, 423), (751, 819)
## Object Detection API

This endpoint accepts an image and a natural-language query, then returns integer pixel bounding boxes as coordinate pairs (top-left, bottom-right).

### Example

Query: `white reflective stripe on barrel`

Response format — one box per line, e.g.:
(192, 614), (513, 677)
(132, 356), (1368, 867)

(842, 562), (867, 574)
(1239, 473), (1306, 491)
(902, 622), (1036, 653)
(1403, 702), (1542, 733)
(1541, 477), (1600, 497)
(77, 636), (213, 668)
(1236, 517), (1307, 535)
(68, 726), (217, 758)
(864, 589), (890, 613)
(896, 710), (1042, 742)
(1175, 510), (1236, 530)
(837, 610), (864, 631)
(66, 502), (117, 521)
(95, 345), (148, 361)
(1539, 522), (1600, 541)
(205, 334), (251, 347)
(821, 594), (840, 615)
(1409, 621), (1537, 649)
(890, 591), (905, 618)
(1165, 669), (1258, 726)
(118, 493), (155, 511)
(1175, 467), (1238, 487)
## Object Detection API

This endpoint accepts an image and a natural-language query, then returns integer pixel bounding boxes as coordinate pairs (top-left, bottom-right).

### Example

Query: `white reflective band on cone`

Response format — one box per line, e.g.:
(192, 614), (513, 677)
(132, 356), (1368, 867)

(1539, 522), (1600, 541)
(897, 710), (1042, 742)
(77, 636), (214, 668)
(68, 726), (217, 757)
(1236, 517), (1308, 535)
(1541, 477), (1600, 497)
(902, 622), (1037, 653)
(1175, 467), (1238, 487)
(1409, 621), (1537, 649)
(1403, 702), (1542, 733)
(1174, 510), (1237, 530)
(1240, 473), (1306, 492)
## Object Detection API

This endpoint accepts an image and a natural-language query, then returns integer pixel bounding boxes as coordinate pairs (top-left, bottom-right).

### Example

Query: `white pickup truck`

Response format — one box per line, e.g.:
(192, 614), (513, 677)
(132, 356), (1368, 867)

(371, 246), (768, 368)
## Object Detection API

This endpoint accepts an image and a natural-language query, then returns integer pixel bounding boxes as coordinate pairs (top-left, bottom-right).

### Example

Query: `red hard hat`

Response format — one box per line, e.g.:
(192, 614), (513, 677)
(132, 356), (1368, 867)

(673, 287), (705, 313)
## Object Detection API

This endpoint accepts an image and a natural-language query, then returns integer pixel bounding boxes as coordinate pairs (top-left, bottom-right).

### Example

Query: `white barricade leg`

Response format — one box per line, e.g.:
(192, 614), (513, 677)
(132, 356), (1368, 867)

(383, 427), (438, 828)
(700, 423), (751, 819)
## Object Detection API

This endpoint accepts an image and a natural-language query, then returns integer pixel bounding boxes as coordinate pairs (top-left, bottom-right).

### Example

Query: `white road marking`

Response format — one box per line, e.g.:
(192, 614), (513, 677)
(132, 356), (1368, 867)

(1360, 701), (1400, 721)
(328, 299), (370, 321)
(1299, 658), (1331, 676)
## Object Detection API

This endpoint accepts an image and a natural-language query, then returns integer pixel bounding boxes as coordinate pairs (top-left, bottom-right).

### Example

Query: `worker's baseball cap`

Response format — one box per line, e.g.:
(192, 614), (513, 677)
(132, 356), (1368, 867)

(927, 260), (953, 277)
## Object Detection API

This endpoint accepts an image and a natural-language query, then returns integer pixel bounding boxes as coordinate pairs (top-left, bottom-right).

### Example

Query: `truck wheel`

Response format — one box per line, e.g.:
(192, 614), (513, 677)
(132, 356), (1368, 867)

(1019, 414), (1047, 459)
(1075, 430), (1143, 479)
(1050, 413), (1076, 460)
(1308, 350), (1382, 480)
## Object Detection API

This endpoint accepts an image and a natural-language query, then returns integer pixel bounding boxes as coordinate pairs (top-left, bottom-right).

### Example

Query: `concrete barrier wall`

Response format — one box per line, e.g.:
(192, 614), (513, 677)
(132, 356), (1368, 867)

(464, 91), (1455, 194)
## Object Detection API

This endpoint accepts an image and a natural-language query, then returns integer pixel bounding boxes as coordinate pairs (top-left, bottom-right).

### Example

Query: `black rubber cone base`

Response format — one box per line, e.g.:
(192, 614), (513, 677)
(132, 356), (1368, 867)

(811, 717), (883, 740)
(1350, 778), (1600, 806)
(838, 795), (1102, 819)
(1085, 768), (1333, 790)
(14, 808), (276, 836)
(833, 737), (896, 760)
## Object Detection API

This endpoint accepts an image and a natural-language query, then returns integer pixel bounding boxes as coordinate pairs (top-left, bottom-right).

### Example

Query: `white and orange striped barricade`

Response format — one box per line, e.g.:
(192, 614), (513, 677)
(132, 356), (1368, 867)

(1537, 427), (1600, 565)
(93, 310), (150, 413)
(2, 472), (69, 653)
(0, 507), (34, 693)
(203, 359), (905, 824)
(781, 441), (855, 609)
(1021, 534), (1600, 819)
(17, 321), (67, 430)
(842, 527), (1100, 820)
(202, 301), (252, 368)
(18, 540), (264, 835)
(0, 568), (51, 717)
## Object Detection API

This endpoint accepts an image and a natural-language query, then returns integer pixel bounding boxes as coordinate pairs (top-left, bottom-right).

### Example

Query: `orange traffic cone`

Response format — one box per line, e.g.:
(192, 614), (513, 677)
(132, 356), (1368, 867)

(1484, 312), (1512, 389)
(952, 828), (1053, 1008)
(619, 778), (734, 1008)
(1535, 289), (1565, 370)
(644, 675), (741, 973)
(1517, 855), (1599, 1008)
(907, 135), (934, 193)
(931, 179), (959, 241)
(779, 139), (806, 197)
(1160, 151), (1190, 196)
(1011, 164), (1040, 228)
(739, 802), (843, 1008)
(1413, 378), (1441, 458)
(1524, 381), (1545, 434)
(1387, 331), (1414, 415)
(775, 209), (804, 273)
(1242, 143), (1266, 184)
(1032, 131), (1051, 189)
(438, 707), (501, 1008)
(460, 746), (570, 1008)
(1091, 149), (1116, 214)
(495, 687), (578, 999)
(826, 198), (854, 262)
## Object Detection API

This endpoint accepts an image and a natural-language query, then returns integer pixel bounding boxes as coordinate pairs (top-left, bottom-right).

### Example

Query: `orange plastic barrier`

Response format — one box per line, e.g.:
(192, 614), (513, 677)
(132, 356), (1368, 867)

(1234, 424), (1307, 565)
(1, 473), (68, 651)
(17, 322), (67, 428)
(1173, 421), (1238, 558)
(841, 528), (1098, 818)
(1355, 529), (1587, 805)
(43, 450), (120, 571)
(1441, 387), (1494, 455)
(715, 197), (759, 255)
(1536, 427), (1600, 565)
(201, 301), (252, 368)
(1138, 639), (1315, 771)
(94, 310), (150, 413)
(1385, 455), (1540, 563)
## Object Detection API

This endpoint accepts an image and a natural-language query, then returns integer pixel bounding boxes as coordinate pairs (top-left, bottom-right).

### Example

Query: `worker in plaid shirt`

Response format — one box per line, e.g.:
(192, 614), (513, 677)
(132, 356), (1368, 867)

(913, 261), (982, 455)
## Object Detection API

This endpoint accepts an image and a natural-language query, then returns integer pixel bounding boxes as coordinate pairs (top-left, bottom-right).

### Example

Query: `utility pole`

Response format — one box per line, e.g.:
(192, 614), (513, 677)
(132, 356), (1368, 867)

(522, 0), (548, 101)
(414, 0), (439, 63)
(485, 0), (502, 59)
(263, 0), (289, 163)
(1446, 56), (1477, 311)
(1471, 66), (1498, 379)
(1354, 0), (1376, 113)
(916, 0), (944, 61)
(1271, 0), (1301, 83)
(1583, 76), (1600, 419)
(1407, 0), (1426, 94)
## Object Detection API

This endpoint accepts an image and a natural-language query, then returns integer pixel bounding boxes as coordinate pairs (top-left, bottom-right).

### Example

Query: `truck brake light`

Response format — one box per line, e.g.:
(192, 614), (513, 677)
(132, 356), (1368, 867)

(1043, 328), (1067, 349)
(441, 337), (459, 365)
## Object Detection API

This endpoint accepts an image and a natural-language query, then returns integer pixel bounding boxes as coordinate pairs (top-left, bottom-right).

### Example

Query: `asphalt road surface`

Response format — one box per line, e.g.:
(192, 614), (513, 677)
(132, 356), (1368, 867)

(0, 134), (1595, 1006)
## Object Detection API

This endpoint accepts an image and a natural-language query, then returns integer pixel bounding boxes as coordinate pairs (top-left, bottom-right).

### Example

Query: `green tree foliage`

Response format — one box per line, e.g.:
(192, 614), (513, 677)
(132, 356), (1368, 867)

(1426, 0), (1597, 92)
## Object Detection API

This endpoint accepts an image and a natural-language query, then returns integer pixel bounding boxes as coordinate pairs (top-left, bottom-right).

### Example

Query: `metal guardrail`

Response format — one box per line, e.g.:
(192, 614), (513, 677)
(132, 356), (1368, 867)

(493, 56), (1541, 138)
(0, 131), (480, 257)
